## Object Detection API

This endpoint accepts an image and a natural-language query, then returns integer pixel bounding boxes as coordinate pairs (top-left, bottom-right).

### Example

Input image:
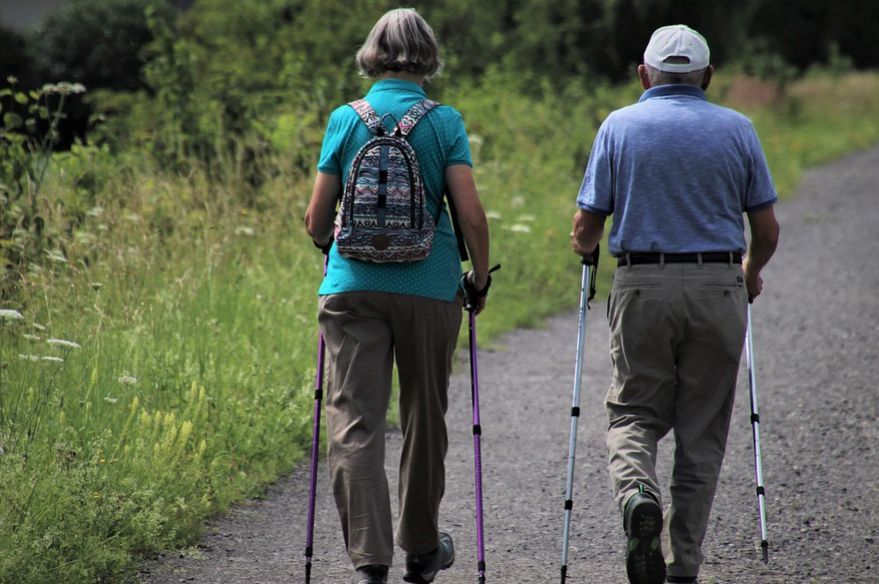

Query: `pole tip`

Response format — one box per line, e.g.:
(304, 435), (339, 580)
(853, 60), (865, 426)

(761, 540), (769, 564)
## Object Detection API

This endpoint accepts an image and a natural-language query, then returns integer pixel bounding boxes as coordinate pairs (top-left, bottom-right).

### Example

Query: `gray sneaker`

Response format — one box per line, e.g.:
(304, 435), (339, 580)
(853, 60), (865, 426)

(624, 492), (666, 584)
(350, 564), (388, 584)
(403, 532), (455, 583)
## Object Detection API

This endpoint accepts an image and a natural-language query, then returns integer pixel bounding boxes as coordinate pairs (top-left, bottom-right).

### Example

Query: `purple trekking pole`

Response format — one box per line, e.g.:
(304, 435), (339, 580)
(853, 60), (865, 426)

(462, 264), (500, 584)
(305, 252), (329, 583)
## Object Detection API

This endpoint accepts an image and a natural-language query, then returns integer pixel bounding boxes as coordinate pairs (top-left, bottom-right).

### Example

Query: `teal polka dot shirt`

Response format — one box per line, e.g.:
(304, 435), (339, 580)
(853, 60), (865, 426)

(317, 79), (472, 302)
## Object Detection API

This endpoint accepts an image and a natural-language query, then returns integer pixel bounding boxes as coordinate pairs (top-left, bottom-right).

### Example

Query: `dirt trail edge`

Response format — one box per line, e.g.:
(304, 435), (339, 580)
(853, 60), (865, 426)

(140, 145), (879, 584)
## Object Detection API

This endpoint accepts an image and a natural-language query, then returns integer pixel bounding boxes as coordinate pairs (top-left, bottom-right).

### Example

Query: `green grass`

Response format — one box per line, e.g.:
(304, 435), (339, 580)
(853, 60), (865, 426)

(1, 71), (879, 582)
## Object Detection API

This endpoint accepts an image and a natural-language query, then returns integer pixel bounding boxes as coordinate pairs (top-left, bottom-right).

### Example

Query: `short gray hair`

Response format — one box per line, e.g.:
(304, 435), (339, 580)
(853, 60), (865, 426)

(646, 63), (707, 87)
(355, 8), (443, 79)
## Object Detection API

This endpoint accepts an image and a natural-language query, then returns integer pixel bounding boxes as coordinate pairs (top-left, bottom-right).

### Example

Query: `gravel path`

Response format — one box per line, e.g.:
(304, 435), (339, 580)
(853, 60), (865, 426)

(140, 145), (879, 584)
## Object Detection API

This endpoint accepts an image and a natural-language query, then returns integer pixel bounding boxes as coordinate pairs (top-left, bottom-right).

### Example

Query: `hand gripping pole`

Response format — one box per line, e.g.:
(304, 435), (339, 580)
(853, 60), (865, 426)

(560, 247), (599, 583)
(305, 256), (329, 583)
(462, 264), (500, 584)
(745, 304), (769, 563)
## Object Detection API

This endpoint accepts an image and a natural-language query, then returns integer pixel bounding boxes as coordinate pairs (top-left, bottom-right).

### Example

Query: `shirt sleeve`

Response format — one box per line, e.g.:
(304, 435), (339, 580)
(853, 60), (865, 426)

(317, 109), (343, 175)
(743, 124), (778, 212)
(444, 108), (473, 167)
(576, 120), (614, 215)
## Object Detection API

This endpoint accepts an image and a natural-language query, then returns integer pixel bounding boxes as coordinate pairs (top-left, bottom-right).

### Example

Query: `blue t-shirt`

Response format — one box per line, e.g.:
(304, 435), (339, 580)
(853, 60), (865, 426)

(317, 79), (472, 301)
(577, 84), (777, 255)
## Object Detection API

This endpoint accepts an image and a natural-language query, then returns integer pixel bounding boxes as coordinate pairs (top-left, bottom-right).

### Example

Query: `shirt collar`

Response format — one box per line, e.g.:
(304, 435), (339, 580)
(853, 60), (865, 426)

(367, 78), (428, 97)
(638, 84), (707, 103)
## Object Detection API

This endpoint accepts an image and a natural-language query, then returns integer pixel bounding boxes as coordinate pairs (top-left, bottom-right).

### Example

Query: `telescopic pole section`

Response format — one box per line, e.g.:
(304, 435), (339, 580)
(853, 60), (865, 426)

(305, 332), (325, 583)
(560, 261), (592, 583)
(462, 264), (499, 584)
(469, 309), (487, 584)
(745, 305), (769, 564)
(305, 256), (329, 583)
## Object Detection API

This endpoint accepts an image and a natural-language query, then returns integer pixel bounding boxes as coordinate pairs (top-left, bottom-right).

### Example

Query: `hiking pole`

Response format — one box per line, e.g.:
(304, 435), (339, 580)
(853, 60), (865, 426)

(745, 303), (769, 564)
(305, 250), (330, 584)
(462, 264), (501, 584)
(560, 245), (599, 584)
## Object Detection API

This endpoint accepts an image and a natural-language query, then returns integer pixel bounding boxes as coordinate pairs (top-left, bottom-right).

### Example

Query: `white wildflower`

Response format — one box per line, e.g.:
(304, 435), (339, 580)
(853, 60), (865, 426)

(43, 82), (86, 95)
(0, 309), (24, 321)
(90, 282), (103, 291)
(23, 333), (41, 341)
(18, 354), (40, 362)
(41, 356), (64, 363)
(510, 196), (525, 208)
(235, 226), (255, 237)
(46, 249), (68, 263)
(125, 213), (141, 223)
(47, 338), (81, 350)
(103, 396), (119, 404)
(33, 323), (46, 331)
(86, 206), (104, 218)
(504, 224), (532, 234)
(117, 375), (138, 386)
(516, 214), (536, 222)
(485, 210), (503, 221)
(468, 134), (484, 146)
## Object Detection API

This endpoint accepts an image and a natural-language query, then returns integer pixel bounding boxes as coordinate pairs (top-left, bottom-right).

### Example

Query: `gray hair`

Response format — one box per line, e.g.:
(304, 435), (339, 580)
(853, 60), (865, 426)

(646, 63), (708, 87)
(355, 8), (443, 79)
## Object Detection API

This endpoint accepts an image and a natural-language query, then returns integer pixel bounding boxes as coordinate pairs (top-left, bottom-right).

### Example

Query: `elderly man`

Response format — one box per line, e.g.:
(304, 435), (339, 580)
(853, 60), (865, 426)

(570, 25), (780, 584)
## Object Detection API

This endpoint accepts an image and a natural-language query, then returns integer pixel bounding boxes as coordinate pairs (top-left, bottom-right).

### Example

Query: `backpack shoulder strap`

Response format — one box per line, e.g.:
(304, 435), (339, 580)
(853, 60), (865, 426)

(349, 99), (384, 135)
(395, 99), (441, 137)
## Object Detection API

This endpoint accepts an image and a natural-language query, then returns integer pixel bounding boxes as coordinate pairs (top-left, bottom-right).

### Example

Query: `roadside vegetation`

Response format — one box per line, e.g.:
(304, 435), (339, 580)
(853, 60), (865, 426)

(2, 1), (879, 581)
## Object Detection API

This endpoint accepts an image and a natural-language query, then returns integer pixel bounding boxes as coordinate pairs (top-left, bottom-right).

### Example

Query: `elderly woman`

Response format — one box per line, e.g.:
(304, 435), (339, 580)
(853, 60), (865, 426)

(304, 8), (491, 584)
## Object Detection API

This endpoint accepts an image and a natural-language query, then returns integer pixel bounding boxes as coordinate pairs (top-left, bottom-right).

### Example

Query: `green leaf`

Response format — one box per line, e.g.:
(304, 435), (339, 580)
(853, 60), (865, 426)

(38, 106), (50, 120)
(14, 92), (28, 105)
(0, 88), (12, 98)
(25, 118), (37, 132)
(3, 112), (23, 129)
(29, 90), (41, 100)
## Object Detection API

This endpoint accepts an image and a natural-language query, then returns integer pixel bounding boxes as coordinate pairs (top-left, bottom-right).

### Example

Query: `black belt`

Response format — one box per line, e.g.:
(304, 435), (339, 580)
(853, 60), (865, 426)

(617, 252), (742, 267)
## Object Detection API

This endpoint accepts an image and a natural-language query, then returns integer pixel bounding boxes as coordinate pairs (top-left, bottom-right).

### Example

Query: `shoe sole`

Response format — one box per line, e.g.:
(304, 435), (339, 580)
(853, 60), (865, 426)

(402, 541), (455, 584)
(401, 554), (453, 584)
(626, 500), (665, 584)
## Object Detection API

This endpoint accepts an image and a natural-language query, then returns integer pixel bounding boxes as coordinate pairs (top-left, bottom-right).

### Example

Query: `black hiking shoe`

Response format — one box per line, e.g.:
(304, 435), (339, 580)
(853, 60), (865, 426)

(350, 564), (388, 584)
(666, 576), (697, 583)
(403, 532), (455, 583)
(624, 492), (666, 584)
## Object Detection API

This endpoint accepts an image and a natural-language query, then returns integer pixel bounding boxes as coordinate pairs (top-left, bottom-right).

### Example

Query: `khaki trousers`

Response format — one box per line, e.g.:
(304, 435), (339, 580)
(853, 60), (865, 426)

(318, 291), (462, 568)
(605, 262), (748, 578)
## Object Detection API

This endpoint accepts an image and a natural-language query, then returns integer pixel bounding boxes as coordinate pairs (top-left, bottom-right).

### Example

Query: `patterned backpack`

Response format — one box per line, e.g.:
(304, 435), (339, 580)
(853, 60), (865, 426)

(334, 98), (441, 263)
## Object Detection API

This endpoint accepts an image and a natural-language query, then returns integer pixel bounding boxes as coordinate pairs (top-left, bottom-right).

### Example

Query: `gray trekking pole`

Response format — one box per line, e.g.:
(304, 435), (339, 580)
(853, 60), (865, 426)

(745, 303), (769, 563)
(305, 248), (330, 583)
(560, 245), (599, 584)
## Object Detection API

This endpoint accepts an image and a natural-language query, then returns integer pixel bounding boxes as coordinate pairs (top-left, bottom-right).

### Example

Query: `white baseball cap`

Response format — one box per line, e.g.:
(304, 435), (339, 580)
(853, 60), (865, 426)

(643, 25), (710, 73)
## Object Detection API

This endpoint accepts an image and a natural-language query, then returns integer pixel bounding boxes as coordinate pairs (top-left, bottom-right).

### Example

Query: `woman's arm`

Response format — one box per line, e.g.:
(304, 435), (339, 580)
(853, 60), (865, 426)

(446, 164), (490, 311)
(304, 172), (342, 247)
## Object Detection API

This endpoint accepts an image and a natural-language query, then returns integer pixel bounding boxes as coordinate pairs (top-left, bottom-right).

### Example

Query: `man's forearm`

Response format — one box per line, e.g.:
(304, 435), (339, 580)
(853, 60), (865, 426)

(571, 209), (606, 256)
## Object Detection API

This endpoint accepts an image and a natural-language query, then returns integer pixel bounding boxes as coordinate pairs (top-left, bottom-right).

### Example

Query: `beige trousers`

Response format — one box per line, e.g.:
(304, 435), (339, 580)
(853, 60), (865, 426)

(318, 291), (462, 569)
(605, 262), (748, 579)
